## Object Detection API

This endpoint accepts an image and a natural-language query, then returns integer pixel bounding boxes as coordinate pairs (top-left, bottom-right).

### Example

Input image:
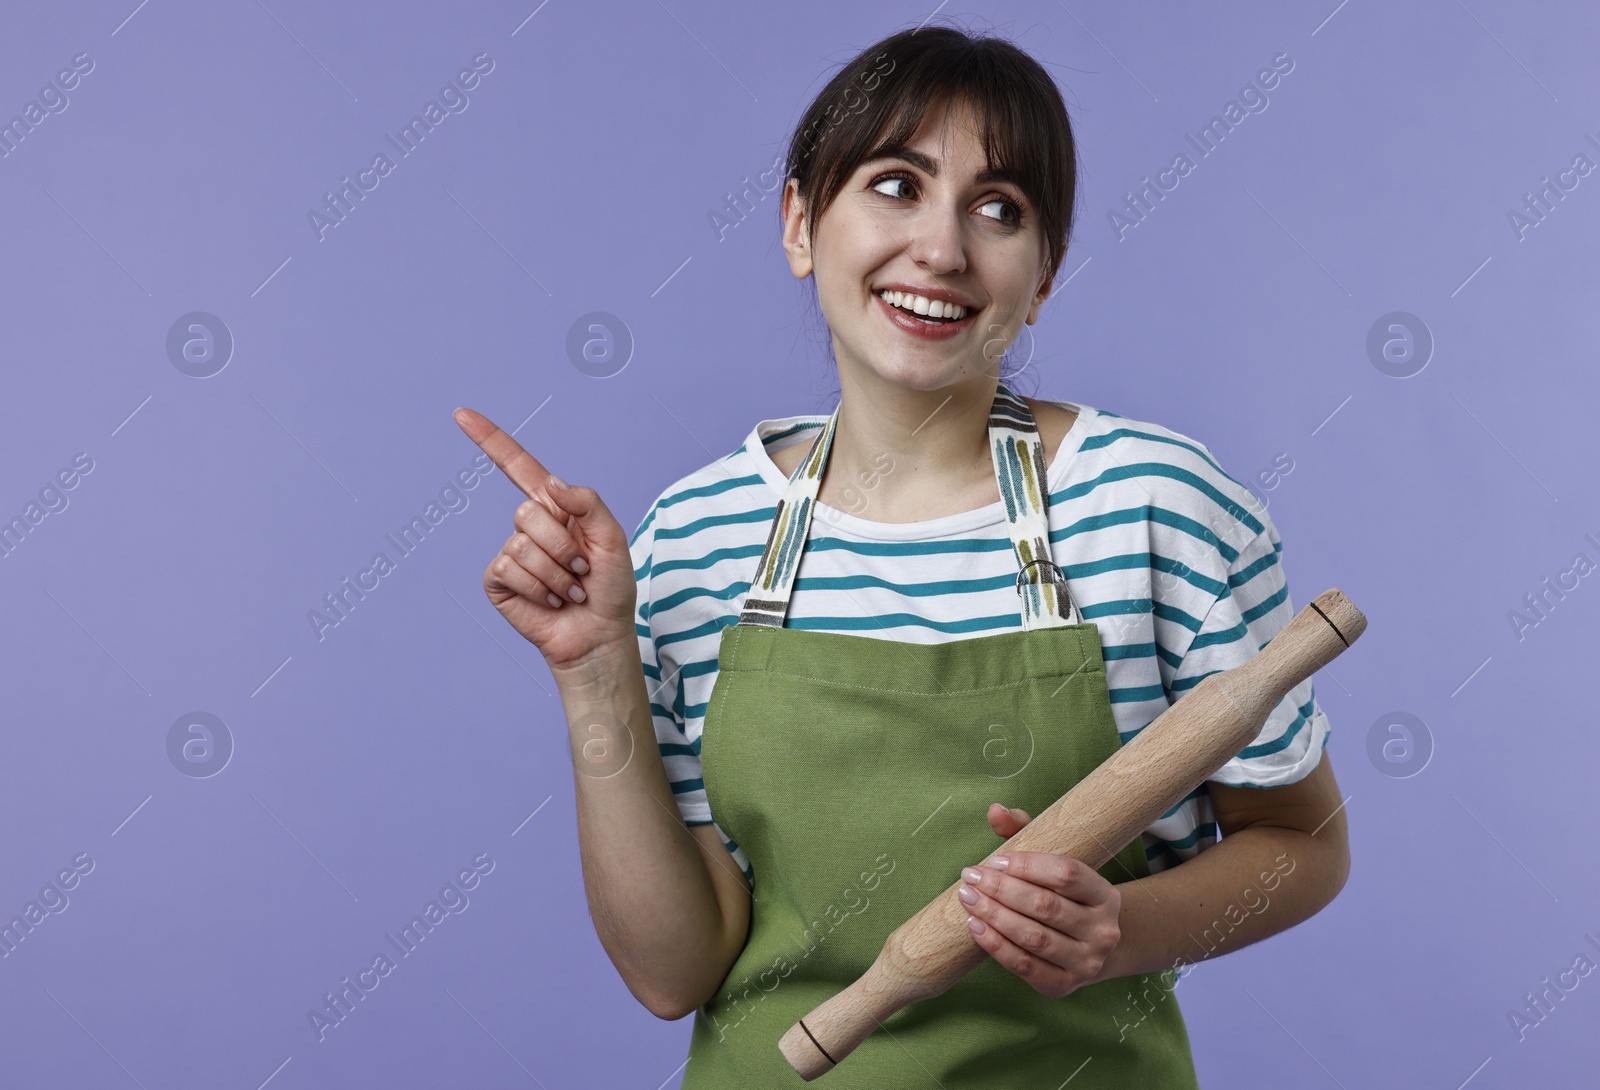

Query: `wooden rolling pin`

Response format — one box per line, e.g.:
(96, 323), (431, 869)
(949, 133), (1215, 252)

(779, 587), (1366, 1079)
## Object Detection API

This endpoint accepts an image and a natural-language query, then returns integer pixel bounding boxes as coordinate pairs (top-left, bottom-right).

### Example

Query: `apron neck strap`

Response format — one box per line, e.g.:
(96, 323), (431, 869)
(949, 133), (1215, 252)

(738, 381), (1079, 629)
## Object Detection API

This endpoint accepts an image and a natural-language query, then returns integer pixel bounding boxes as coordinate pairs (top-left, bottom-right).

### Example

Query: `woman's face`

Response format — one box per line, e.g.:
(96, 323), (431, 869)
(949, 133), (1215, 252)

(782, 94), (1055, 394)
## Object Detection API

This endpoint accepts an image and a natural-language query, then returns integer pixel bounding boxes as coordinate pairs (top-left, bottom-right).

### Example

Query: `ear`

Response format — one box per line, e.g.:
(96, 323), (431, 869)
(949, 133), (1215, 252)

(1025, 251), (1057, 325)
(781, 178), (813, 280)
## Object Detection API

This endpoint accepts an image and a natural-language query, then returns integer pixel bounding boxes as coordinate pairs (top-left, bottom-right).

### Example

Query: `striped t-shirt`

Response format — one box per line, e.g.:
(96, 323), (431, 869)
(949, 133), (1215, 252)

(628, 397), (1330, 885)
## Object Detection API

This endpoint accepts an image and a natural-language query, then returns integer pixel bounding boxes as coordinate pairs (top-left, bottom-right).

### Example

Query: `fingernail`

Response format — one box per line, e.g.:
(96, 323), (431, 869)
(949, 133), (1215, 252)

(962, 867), (982, 885)
(993, 855), (1010, 870)
(967, 916), (987, 935)
(548, 474), (569, 490)
(546, 592), (562, 608)
(570, 556), (589, 574)
(958, 885), (978, 905)
(568, 584), (586, 602)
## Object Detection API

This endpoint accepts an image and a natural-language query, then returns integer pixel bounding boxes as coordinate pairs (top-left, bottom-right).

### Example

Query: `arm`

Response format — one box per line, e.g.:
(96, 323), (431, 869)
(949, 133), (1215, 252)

(448, 407), (752, 1020)
(1087, 750), (1350, 984)
(961, 750), (1349, 994)
(556, 644), (753, 1020)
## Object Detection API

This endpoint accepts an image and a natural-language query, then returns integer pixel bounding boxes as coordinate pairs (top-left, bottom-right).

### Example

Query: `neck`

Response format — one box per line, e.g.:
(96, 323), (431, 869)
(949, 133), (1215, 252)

(828, 370), (999, 518)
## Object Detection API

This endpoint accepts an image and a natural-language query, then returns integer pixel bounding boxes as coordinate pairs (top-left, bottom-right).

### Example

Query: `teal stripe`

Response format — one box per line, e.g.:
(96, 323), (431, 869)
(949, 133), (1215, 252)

(1110, 684), (1167, 705)
(797, 572), (1017, 597)
(655, 615), (740, 650)
(794, 535), (1015, 558)
(1050, 504), (1244, 566)
(1189, 615), (1251, 651)
(628, 468), (772, 546)
(1230, 540), (1281, 587)
(784, 611), (1025, 636)
(1051, 462), (1264, 539)
(1237, 696), (1317, 758)
(657, 469), (769, 512)
(656, 504), (776, 544)
(1066, 549), (1228, 598)
(1151, 597), (1209, 635)
(1101, 641), (1155, 662)
(1081, 426), (1230, 479)
(1227, 725), (1327, 790)
(1242, 584), (1289, 624)
(650, 577), (749, 618)
(1153, 554), (1228, 598)
(677, 655), (723, 682)
(650, 543), (765, 581)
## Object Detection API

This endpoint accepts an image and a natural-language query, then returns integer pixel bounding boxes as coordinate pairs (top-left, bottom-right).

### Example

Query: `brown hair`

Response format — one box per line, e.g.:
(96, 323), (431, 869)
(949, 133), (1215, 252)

(782, 24), (1080, 288)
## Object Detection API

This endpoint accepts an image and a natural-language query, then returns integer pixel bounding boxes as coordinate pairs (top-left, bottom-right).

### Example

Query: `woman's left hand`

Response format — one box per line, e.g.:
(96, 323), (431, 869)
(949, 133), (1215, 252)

(955, 803), (1123, 998)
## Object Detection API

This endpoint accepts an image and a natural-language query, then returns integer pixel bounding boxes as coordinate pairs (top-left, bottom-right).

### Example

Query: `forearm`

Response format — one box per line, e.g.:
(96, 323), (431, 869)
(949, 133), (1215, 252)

(555, 644), (741, 1015)
(1089, 822), (1348, 985)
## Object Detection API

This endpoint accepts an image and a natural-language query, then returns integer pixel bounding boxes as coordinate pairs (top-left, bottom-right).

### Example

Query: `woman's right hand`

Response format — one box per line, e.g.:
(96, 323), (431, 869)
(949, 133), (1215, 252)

(453, 407), (637, 676)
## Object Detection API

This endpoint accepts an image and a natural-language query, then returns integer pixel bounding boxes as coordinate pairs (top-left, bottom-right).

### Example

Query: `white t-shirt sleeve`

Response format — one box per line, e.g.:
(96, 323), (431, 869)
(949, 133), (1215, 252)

(1165, 511), (1331, 788)
(629, 493), (754, 884)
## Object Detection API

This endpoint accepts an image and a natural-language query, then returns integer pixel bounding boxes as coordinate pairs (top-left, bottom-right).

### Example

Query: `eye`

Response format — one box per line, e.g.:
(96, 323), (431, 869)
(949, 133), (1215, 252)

(978, 197), (1026, 228)
(869, 171), (918, 201)
(869, 170), (1026, 228)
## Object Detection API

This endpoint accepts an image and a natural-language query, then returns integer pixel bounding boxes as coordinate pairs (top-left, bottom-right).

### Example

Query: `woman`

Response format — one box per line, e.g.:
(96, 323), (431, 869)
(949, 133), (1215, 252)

(455, 24), (1350, 1088)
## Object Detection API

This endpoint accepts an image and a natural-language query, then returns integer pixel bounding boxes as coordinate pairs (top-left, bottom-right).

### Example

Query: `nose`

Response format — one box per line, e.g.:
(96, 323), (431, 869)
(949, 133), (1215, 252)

(906, 201), (967, 276)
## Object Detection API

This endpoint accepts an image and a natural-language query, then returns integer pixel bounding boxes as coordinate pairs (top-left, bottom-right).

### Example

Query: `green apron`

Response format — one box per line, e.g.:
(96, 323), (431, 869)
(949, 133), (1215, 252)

(683, 383), (1200, 1088)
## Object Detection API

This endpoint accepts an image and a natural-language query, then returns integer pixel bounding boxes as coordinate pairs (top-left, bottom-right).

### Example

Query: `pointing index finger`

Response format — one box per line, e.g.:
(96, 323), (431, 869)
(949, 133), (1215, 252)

(453, 407), (556, 502)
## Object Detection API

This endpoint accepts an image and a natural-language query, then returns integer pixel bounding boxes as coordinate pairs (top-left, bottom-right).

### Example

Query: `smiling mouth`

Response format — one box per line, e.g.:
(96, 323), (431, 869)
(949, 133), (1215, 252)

(875, 289), (978, 325)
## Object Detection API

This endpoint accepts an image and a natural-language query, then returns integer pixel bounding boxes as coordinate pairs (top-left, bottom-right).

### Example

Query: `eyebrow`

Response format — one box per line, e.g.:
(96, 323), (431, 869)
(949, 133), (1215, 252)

(863, 145), (1020, 187)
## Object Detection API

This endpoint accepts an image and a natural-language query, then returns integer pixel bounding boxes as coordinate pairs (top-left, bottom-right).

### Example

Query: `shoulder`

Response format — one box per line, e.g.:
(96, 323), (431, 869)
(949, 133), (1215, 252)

(1077, 402), (1224, 473)
(627, 427), (782, 566)
(1071, 404), (1274, 565)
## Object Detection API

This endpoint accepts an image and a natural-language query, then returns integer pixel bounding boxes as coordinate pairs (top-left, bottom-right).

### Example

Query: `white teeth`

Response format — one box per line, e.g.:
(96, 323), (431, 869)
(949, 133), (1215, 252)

(879, 290), (966, 320)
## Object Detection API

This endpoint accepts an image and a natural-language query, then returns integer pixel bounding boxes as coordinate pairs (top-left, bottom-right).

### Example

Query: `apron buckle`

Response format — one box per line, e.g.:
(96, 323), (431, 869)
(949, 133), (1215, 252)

(1015, 557), (1078, 624)
(1014, 557), (1066, 592)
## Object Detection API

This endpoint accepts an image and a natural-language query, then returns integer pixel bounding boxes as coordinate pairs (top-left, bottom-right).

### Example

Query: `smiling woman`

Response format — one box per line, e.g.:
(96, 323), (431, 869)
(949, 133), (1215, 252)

(455, 19), (1349, 1090)
(648, 24), (1344, 1088)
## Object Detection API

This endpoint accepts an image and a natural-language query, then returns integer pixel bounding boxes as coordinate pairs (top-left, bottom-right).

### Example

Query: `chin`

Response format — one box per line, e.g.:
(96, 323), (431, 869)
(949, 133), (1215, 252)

(880, 364), (991, 396)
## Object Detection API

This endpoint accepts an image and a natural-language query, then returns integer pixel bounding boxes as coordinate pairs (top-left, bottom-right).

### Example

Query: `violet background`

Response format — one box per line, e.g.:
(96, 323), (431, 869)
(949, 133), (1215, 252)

(1, 1), (1595, 1086)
